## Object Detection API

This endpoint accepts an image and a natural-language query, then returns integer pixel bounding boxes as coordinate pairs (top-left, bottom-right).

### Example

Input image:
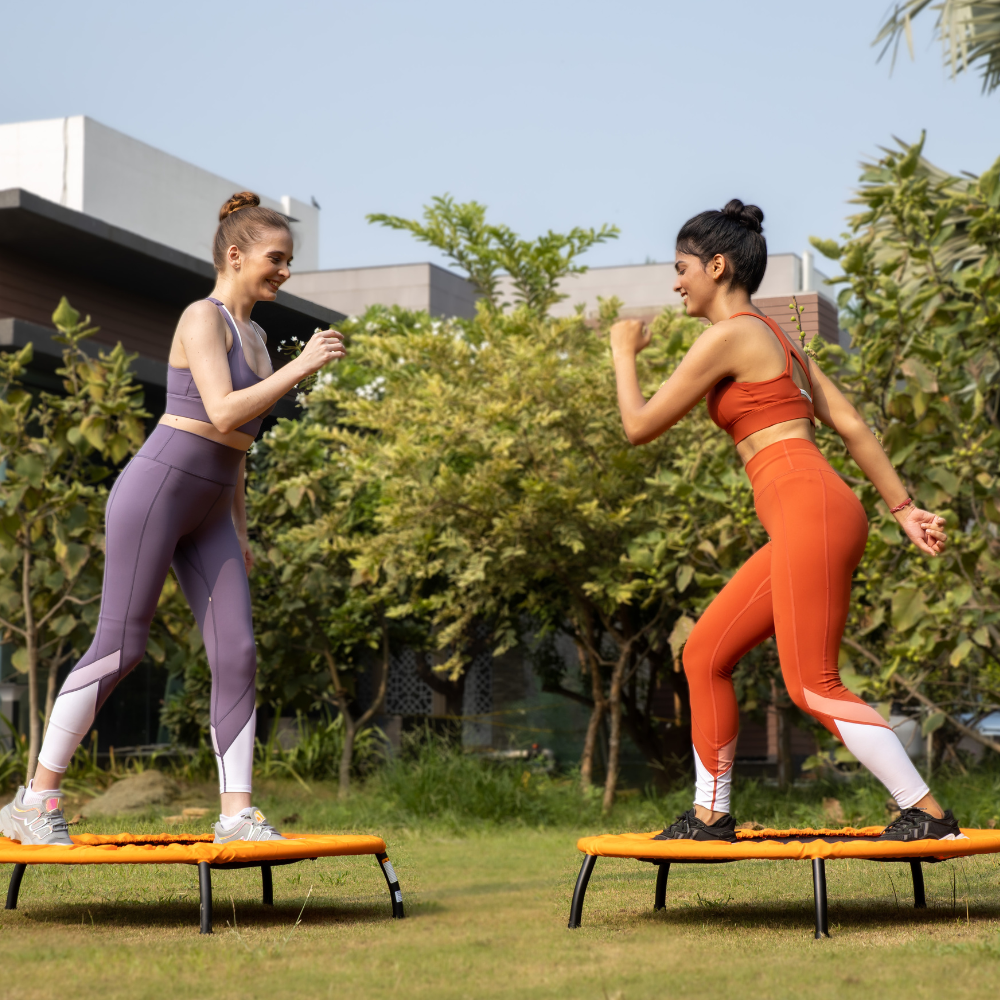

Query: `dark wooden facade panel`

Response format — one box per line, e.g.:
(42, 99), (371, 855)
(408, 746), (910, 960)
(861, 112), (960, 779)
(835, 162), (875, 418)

(0, 248), (187, 361)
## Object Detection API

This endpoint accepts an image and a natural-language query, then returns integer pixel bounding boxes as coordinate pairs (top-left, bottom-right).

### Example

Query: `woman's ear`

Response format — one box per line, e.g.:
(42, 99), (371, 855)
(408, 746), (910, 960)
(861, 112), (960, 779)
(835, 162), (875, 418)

(227, 244), (242, 272)
(709, 254), (728, 284)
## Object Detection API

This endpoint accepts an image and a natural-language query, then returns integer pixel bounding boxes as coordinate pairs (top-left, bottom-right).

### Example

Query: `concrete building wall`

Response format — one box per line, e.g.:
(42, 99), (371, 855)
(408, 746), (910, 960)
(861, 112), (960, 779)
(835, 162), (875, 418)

(0, 116), (319, 270)
(284, 262), (480, 318)
(500, 251), (835, 322)
(287, 252), (837, 331)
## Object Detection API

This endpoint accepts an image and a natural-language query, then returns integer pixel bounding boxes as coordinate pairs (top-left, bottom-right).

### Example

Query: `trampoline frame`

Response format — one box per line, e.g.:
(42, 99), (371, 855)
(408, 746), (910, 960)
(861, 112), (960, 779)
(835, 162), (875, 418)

(4, 848), (405, 934)
(568, 853), (929, 939)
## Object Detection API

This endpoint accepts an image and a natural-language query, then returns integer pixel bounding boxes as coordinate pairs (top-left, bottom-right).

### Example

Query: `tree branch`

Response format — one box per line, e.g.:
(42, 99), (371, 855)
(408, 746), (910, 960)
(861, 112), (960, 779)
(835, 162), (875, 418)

(841, 635), (1000, 755)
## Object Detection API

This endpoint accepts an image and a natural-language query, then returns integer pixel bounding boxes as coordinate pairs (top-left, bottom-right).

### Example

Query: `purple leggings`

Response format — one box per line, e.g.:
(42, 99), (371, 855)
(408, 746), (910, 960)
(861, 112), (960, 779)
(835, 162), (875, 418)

(39, 425), (257, 792)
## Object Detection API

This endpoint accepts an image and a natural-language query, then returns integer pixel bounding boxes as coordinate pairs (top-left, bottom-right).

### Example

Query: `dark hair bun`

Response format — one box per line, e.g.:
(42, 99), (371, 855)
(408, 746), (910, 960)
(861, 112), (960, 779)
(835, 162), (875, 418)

(722, 199), (763, 234)
(219, 191), (261, 221)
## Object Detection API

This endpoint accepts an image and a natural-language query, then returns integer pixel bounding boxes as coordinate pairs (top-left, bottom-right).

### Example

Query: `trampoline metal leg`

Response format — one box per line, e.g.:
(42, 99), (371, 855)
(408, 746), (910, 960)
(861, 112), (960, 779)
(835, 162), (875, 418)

(5, 863), (26, 910)
(654, 862), (670, 911)
(910, 860), (926, 909)
(261, 864), (273, 906)
(812, 859), (830, 939)
(198, 861), (212, 934)
(376, 852), (405, 919)
(568, 854), (597, 929)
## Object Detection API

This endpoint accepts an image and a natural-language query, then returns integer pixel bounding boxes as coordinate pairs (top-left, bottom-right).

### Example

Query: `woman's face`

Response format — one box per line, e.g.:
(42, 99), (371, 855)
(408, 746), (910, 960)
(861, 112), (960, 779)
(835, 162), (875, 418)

(229, 228), (293, 300)
(673, 251), (725, 318)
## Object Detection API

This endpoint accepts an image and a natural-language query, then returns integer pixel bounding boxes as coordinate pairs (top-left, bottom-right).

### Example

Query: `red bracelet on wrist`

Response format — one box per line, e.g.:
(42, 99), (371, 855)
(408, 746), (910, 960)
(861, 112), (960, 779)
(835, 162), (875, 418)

(890, 497), (913, 514)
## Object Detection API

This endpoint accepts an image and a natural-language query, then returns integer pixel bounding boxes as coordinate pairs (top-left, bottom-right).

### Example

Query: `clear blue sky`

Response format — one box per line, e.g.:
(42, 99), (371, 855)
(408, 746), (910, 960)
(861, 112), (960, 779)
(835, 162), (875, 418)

(2, 0), (996, 272)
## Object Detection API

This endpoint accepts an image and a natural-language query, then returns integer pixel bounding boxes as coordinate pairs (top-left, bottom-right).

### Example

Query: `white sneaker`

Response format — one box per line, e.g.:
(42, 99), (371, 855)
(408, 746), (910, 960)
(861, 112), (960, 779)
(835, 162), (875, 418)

(0, 786), (73, 846)
(213, 808), (285, 844)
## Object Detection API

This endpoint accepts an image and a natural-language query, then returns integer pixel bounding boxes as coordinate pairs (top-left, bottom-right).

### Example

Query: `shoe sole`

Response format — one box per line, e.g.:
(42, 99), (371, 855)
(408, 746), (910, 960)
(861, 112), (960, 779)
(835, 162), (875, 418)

(879, 832), (968, 842)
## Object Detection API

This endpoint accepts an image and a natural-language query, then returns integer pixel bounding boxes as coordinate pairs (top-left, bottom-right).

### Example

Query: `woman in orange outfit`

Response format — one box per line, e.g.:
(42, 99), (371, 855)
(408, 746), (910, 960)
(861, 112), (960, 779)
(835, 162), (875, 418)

(610, 200), (957, 843)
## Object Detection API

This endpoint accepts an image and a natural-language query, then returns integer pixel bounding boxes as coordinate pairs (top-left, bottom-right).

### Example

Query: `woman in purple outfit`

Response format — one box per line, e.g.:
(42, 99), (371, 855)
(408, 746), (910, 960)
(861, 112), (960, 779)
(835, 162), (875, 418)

(1, 192), (344, 845)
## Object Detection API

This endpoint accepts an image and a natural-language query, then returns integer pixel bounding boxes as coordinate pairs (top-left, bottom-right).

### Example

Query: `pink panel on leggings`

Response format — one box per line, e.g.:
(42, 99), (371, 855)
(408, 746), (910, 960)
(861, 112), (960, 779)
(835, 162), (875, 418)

(803, 687), (889, 728)
(60, 649), (121, 693)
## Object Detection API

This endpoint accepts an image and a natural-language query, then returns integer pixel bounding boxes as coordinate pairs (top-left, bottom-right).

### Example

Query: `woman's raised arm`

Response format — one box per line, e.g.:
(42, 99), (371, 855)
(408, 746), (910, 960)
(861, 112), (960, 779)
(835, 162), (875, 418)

(178, 302), (345, 434)
(610, 319), (735, 445)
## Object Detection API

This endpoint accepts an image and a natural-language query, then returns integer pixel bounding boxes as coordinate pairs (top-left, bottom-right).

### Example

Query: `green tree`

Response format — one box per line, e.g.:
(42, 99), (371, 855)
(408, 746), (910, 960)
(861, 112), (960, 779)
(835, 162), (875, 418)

(246, 413), (393, 798)
(810, 134), (1000, 760)
(369, 194), (619, 316)
(0, 298), (147, 777)
(876, 1), (1000, 95)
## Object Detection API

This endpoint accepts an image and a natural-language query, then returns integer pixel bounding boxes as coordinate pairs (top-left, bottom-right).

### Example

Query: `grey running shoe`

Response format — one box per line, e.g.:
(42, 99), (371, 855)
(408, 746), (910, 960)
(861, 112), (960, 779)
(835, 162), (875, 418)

(878, 807), (965, 842)
(213, 808), (285, 844)
(653, 807), (738, 843)
(0, 786), (73, 846)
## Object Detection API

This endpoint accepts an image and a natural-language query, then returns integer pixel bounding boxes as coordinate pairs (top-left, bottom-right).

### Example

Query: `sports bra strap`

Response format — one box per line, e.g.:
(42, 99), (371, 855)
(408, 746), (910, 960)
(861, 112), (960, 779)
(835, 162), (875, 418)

(729, 311), (813, 392)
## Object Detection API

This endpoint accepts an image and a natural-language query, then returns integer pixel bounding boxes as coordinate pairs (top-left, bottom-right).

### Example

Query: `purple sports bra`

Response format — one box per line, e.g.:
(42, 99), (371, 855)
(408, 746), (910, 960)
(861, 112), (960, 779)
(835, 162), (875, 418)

(164, 298), (274, 437)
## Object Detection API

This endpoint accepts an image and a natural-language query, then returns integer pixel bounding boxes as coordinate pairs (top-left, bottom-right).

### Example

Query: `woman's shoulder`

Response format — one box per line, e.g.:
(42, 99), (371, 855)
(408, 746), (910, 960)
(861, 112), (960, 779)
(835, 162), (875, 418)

(174, 300), (230, 352)
(176, 298), (229, 332)
(181, 298), (222, 321)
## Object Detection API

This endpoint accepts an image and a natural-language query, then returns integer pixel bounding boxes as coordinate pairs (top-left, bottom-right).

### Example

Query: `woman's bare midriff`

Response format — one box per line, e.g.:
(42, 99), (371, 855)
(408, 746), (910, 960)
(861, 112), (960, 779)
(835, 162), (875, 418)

(735, 418), (816, 466)
(158, 413), (255, 452)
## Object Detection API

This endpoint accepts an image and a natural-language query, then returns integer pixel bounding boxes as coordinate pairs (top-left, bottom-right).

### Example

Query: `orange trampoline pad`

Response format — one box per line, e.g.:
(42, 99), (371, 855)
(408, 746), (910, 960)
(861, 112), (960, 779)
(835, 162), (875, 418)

(577, 827), (1000, 862)
(0, 832), (386, 866)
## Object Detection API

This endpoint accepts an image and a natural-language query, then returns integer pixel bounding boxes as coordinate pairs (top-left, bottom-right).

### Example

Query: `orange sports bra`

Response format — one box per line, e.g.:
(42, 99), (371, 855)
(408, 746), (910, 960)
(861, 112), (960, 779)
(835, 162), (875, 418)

(706, 312), (815, 445)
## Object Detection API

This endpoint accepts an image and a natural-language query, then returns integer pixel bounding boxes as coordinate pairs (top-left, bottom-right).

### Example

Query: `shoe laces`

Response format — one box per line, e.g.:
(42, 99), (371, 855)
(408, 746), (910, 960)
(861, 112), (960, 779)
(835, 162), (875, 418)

(664, 809), (697, 836)
(31, 807), (69, 838)
(883, 807), (928, 833)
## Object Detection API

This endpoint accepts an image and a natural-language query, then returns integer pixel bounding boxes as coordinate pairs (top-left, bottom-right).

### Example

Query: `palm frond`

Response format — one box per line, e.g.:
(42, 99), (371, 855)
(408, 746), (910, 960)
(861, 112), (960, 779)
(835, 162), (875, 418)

(875, 0), (1000, 94)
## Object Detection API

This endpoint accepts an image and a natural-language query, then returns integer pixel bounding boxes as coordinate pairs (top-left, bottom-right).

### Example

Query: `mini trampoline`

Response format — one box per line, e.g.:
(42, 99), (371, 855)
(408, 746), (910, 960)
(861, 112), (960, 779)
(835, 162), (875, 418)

(570, 827), (1000, 938)
(0, 832), (405, 934)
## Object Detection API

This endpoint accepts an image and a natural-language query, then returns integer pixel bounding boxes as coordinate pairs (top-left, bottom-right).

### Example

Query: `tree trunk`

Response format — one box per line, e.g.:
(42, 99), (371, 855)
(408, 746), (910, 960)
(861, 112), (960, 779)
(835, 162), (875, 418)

(770, 677), (793, 789)
(776, 705), (794, 789)
(602, 652), (628, 813)
(23, 549), (40, 782)
(42, 641), (64, 739)
(338, 711), (356, 800)
(579, 643), (606, 792)
(327, 617), (391, 801)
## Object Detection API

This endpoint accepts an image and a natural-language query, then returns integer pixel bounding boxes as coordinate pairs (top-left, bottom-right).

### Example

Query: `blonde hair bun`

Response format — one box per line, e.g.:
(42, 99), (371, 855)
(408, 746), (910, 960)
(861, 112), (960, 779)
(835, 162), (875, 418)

(219, 191), (261, 221)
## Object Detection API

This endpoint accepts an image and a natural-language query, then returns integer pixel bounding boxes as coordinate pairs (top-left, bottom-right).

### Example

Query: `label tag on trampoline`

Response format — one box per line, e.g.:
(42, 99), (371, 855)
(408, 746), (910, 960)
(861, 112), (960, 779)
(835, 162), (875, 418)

(382, 859), (398, 883)
(394, 890), (403, 902)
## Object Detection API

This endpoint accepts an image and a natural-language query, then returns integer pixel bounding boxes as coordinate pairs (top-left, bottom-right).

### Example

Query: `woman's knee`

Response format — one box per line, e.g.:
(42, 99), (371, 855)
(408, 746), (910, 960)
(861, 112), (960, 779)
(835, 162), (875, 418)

(682, 628), (727, 684)
(220, 634), (257, 684)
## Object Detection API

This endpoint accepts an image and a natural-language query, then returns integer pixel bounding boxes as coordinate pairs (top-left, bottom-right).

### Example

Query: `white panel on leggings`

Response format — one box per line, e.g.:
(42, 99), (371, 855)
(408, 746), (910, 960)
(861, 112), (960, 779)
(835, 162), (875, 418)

(693, 745), (733, 814)
(213, 714), (256, 794)
(37, 684), (99, 773)
(835, 719), (930, 809)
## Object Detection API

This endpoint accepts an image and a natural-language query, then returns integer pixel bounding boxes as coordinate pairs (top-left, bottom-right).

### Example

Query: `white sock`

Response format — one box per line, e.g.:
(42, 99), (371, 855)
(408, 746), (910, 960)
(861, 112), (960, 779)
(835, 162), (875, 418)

(22, 779), (59, 807)
(219, 807), (254, 826)
(835, 719), (931, 809)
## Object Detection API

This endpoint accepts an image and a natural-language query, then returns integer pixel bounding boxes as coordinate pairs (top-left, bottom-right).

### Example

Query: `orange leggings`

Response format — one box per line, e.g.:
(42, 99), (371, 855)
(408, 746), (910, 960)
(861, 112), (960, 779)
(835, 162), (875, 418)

(683, 439), (895, 808)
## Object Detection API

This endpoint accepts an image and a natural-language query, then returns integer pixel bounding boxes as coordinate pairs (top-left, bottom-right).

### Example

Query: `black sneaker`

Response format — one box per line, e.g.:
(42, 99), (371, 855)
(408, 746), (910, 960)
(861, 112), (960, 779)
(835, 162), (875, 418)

(878, 807), (963, 842)
(653, 808), (738, 843)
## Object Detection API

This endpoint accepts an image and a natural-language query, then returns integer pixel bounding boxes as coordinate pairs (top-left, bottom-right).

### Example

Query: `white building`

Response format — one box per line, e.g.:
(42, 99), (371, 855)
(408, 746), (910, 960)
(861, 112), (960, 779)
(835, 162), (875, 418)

(0, 116), (319, 270)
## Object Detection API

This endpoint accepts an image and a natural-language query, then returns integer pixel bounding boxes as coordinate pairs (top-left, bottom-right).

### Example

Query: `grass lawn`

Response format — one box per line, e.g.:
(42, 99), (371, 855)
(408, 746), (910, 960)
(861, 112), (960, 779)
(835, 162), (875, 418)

(1, 782), (999, 999)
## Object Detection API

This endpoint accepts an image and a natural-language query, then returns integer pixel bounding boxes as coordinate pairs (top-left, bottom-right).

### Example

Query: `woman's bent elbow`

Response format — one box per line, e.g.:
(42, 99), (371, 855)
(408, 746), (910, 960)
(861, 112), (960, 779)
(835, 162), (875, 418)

(207, 412), (238, 434)
(623, 426), (653, 446)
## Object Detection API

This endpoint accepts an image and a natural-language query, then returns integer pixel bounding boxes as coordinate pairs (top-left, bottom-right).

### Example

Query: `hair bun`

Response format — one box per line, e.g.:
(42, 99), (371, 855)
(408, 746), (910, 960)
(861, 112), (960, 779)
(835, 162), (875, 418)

(219, 191), (261, 221)
(722, 198), (763, 234)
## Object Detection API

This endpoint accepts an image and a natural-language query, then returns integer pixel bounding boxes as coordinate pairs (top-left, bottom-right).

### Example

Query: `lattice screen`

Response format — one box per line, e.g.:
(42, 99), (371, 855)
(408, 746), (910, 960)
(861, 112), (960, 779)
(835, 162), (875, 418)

(462, 651), (493, 747)
(385, 648), (434, 716)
